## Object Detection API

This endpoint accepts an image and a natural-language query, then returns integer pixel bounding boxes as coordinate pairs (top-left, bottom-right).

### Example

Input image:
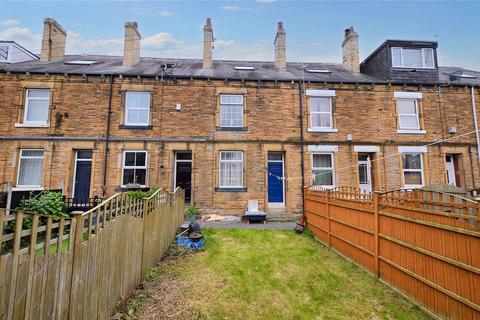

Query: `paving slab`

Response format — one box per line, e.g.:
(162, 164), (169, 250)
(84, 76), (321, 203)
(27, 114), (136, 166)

(199, 221), (296, 230)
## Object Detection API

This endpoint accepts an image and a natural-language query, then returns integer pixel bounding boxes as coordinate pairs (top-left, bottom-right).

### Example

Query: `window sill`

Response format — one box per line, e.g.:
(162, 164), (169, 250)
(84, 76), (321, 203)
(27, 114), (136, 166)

(119, 125), (153, 130)
(120, 186), (148, 191)
(311, 185), (335, 190)
(308, 128), (338, 133)
(392, 67), (435, 71)
(397, 129), (426, 134)
(215, 127), (248, 131)
(15, 123), (49, 128)
(214, 187), (247, 192)
(12, 186), (44, 191)
(403, 185), (423, 190)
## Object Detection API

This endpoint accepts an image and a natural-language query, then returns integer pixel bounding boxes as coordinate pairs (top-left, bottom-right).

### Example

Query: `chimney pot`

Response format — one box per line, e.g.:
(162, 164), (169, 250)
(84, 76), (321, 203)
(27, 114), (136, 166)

(40, 18), (67, 62)
(203, 18), (214, 70)
(274, 21), (286, 69)
(342, 26), (360, 73)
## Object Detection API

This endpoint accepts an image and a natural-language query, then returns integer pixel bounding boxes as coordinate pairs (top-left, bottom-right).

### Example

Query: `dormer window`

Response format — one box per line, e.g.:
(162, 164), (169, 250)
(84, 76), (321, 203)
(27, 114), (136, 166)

(391, 47), (434, 69)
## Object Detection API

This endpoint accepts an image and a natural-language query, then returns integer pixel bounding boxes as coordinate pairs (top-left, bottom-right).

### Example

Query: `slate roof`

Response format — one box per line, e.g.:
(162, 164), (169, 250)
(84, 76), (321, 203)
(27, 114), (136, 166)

(0, 54), (478, 86)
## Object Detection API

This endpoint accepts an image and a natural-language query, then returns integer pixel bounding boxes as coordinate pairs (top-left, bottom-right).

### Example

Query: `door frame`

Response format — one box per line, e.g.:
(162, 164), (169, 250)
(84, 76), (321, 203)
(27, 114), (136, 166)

(358, 153), (372, 193)
(267, 152), (285, 208)
(72, 150), (92, 199)
(445, 154), (457, 186)
(173, 151), (193, 201)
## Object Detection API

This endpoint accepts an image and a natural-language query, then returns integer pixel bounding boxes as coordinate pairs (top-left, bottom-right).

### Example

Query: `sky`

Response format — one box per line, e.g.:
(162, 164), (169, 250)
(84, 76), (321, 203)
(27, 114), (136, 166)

(0, 0), (479, 70)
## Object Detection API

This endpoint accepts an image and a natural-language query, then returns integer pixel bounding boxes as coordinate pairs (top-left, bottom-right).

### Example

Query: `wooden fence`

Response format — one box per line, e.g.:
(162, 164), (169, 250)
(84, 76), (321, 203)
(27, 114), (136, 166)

(0, 187), (185, 320)
(305, 186), (480, 320)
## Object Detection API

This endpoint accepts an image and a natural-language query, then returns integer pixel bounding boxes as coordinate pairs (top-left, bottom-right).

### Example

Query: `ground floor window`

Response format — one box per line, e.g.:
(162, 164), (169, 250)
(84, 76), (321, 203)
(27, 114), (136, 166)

(122, 151), (147, 187)
(219, 151), (243, 188)
(17, 149), (44, 187)
(402, 153), (424, 188)
(312, 153), (334, 188)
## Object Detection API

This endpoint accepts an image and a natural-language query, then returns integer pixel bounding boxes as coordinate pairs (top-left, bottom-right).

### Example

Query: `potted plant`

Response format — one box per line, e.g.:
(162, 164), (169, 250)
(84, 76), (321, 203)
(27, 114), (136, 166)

(185, 204), (198, 221)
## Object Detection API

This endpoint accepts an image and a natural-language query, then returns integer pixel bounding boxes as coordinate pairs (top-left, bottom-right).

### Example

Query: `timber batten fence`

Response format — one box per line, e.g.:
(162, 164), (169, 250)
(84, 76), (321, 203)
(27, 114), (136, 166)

(305, 186), (480, 320)
(0, 187), (184, 319)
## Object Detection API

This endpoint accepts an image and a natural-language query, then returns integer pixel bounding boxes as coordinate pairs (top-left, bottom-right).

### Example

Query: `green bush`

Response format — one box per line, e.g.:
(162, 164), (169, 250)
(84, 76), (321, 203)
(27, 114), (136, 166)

(126, 187), (159, 199)
(186, 204), (198, 218)
(16, 191), (68, 219)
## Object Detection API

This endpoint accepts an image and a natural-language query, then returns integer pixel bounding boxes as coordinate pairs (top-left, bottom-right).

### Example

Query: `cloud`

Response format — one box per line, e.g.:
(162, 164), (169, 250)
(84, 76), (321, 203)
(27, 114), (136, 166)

(0, 26), (41, 51)
(221, 6), (260, 13)
(0, 20), (348, 64)
(0, 19), (20, 27)
(128, 8), (173, 17)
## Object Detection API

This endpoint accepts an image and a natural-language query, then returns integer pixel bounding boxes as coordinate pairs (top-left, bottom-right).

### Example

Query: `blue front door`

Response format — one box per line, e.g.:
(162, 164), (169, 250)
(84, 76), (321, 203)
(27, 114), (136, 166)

(268, 161), (284, 203)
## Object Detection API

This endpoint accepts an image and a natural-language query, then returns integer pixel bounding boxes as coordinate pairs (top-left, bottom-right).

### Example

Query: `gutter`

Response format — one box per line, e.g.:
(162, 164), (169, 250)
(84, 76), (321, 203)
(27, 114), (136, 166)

(102, 75), (113, 196)
(471, 86), (480, 177)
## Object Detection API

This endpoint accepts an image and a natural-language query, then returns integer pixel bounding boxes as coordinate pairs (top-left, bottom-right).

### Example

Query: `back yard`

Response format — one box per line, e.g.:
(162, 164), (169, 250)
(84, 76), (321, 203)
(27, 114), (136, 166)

(121, 228), (430, 320)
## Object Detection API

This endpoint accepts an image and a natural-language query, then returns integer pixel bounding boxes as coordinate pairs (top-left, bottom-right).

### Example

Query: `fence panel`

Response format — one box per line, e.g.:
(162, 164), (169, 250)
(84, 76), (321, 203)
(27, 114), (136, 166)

(305, 187), (480, 320)
(0, 187), (185, 319)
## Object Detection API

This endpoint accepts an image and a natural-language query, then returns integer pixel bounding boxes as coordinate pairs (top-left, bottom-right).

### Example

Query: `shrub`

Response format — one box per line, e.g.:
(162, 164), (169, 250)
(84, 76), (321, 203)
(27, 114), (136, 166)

(186, 204), (198, 218)
(126, 187), (159, 199)
(17, 191), (68, 219)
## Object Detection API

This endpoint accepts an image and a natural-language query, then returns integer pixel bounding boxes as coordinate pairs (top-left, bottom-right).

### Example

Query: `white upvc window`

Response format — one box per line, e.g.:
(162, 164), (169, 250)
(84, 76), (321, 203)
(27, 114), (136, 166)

(219, 151), (243, 188)
(17, 149), (44, 188)
(391, 47), (435, 69)
(397, 98), (420, 130)
(220, 94), (244, 127)
(402, 153), (424, 189)
(312, 153), (335, 189)
(309, 97), (333, 130)
(125, 92), (151, 126)
(23, 89), (50, 125)
(122, 151), (147, 187)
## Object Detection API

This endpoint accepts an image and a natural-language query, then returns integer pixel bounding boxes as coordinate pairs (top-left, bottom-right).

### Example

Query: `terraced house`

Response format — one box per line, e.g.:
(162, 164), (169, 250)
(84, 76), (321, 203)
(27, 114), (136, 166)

(0, 18), (479, 215)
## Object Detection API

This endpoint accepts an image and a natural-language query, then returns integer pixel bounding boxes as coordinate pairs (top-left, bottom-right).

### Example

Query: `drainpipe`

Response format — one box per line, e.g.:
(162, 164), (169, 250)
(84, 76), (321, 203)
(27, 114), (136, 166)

(102, 75), (114, 196)
(299, 82), (306, 220)
(471, 87), (480, 192)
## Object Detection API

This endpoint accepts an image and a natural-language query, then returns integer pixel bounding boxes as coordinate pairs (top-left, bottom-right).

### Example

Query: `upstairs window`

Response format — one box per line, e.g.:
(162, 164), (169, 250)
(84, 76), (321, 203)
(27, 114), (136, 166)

(24, 89), (50, 125)
(397, 98), (420, 129)
(220, 94), (244, 128)
(219, 151), (243, 188)
(402, 153), (424, 188)
(309, 97), (333, 129)
(0, 45), (8, 60)
(312, 153), (335, 189)
(125, 92), (150, 126)
(391, 47), (434, 69)
(17, 149), (44, 188)
(122, 151), (147, 187)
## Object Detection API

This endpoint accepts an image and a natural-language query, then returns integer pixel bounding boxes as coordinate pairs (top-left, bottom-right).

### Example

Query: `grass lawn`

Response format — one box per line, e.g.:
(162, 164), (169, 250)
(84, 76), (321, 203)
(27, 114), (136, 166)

(122, 228), (430, 320)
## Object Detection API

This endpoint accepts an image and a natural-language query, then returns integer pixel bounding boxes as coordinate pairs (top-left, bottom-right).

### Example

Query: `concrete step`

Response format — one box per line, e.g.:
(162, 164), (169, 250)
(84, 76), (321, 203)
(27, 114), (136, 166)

(266, 213), (302, 222)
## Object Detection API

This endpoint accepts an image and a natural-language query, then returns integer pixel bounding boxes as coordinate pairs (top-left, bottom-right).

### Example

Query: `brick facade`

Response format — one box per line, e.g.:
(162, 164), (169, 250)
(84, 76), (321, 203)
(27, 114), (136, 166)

(0, 71), (479, 214)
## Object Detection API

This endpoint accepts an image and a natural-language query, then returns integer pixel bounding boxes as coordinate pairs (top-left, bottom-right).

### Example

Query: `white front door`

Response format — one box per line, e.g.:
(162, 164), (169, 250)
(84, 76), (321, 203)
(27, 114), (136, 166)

(445, 155), (456, 186)
(358, 154), (372, 193)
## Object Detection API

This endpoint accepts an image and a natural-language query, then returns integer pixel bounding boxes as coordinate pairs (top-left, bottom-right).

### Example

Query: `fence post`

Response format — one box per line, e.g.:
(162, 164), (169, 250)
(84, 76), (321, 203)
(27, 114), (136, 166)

(68, 211), (84, 320)
(326, 190), (331, 247)
(6, 211), (23, 320)
(140, 197), (148, 277)
(374, 192), (380, 279)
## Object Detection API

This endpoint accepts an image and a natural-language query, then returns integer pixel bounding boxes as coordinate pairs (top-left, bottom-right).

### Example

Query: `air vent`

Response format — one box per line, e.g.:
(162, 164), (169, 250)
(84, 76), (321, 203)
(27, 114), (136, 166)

(234, 66), (255, 71)
(307, 69), (331, 74)
(65, 60), (98, 65)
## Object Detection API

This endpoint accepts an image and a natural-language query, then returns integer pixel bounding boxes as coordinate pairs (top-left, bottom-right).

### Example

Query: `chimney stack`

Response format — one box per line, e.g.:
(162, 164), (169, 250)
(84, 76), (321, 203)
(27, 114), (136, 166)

(342, 26), (360, 73)
(203, 18), (213, 70)
(40, 18), (66, 61)
(274, 22), (286, 69)
(123, 22), (141, 66)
